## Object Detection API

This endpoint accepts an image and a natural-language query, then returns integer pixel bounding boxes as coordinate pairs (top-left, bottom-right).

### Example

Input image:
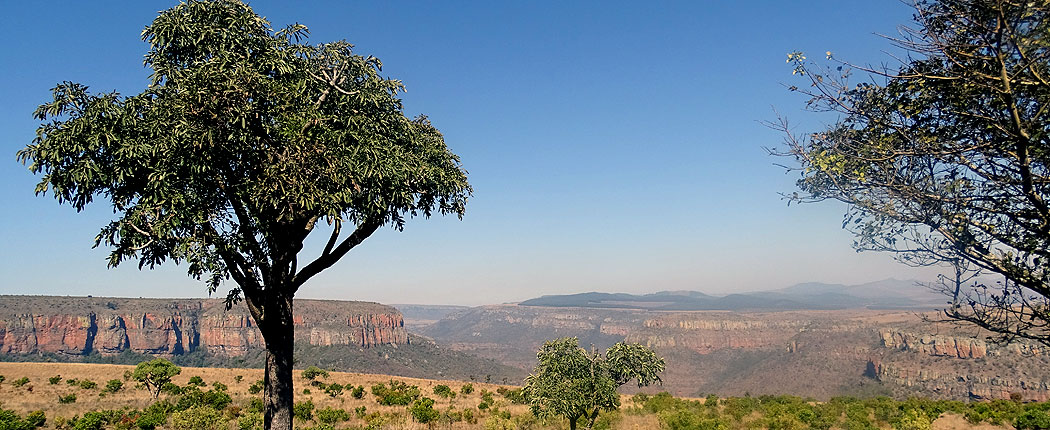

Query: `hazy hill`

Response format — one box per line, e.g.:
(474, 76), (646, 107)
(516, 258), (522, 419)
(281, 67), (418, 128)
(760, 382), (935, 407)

(518, 278), (945, 311)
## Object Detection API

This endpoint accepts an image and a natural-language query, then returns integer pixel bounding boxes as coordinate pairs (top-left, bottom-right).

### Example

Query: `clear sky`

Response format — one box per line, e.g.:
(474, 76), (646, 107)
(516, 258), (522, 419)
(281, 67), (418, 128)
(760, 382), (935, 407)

(0, 1), (944, 305)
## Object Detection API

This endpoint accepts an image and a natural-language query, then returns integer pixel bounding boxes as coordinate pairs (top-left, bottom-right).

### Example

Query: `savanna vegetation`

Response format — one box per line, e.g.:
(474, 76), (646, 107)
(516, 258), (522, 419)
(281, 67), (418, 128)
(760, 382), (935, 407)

(2, 359), (1049, 430)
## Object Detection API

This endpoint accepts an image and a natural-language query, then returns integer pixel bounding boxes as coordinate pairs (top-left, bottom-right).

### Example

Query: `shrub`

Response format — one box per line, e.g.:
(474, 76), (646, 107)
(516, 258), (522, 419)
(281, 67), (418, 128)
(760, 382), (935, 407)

(351, 385), (365, 399)
(354, 406), (367, 419)
(171, 405), (222, 430)
(49, 375), (63, 385)
(71, 411), (106, 430)
(410, 397), (440, 424)
(1016, 406), (1050, 430)
(233, 375), (244, 383)
(434, 384), (454, 398)
(294, 400), (315, 422)
(463, 409), (476, 425)
(77, 379), (97, 390)
(135, 409), (169, 430)
(12, 377), (30, 388)
(302, 366), (329, 381)
(67, 378), (79, 386)
(211, 381), (227, 392)
(26, 410), (46, 428)
(238, 412), (263, 430)
(371, 380), (421, 406)
(103, 379), (123, 393)
(316, 407), (350, 424)
(248, 379), (263, 394)
(496, 386), (525, 404)
(246, 398), (264, 414)
(894, 409), (932, 430)
(187, 376), (205, 387)
(461, 383), (474, 394)
(323, 383), (343, 397)
(58, 394), (78, 404)
(175, 387), (232, 411)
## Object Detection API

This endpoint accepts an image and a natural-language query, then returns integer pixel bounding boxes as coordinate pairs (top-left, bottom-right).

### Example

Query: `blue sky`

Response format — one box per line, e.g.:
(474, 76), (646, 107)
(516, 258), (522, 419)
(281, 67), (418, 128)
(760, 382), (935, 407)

(0, 1), (943, 305)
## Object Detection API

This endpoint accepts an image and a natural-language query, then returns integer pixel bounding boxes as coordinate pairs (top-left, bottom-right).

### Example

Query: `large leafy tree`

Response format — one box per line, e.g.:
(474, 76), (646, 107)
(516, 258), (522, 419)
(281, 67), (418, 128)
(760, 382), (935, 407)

(16, 1), (470, 428)
(522, 338), (664, 430)
(775, 1), (1050, 343)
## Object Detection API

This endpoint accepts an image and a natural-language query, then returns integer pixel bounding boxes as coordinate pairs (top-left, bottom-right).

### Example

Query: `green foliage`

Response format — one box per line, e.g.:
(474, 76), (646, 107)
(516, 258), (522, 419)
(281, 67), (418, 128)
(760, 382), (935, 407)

(496, 386), (525, 404)
(170, 405), (222, 430)
(370, 380), (421, 406)
(49, 375), (62, 385)
(160, 382), (184, 396)
(78, 379), (98, 390)
(460, 383), (474, 394)
(18, 1), (471, 427)
(0, 408), (46, 430)
(894, 409), (932, 430)
(66, 378), (79, 386)
(778, 0), (1050, 342)
(12, 377), (29, 388)
(1016, 404), (1050, 430)
(246, 398), (265, 414)
(187, 376), (205, 387)
(233, 375), (243, 383)
(315, 407), (350, 424)
(175, 387), (233, 411)
(247, 379), (263, 395)
(523, 337), (665, 430)
(410, 397), (440, 424)
(660, 409), (729, 430)
(322, 382), (343, 397)
(351, 384), (365, 399)
(71, 411), (106, 430)
(58, 393), (78, 404)
(132, 358), (181, 399)
(293, 400), (315, 422)
(102, 379), (123, 394)
(210, 381), (227, 392)
(237, 412), (263, 430)
(301, 366), (329, 381)
(433, 384), (454, 399)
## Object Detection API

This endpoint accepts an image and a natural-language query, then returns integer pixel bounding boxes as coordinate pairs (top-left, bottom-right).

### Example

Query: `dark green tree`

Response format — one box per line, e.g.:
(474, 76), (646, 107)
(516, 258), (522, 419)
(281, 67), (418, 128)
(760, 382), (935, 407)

(775, 0), (1050, 344)
(522, 338), (664, 430)
(16, 1), (470, 428)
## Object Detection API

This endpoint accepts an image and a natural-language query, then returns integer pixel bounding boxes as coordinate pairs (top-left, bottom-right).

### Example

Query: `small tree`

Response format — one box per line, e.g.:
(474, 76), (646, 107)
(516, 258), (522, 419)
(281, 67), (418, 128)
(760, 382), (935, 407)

(133, 358), (182, 399)
(523, 337), (665, 430)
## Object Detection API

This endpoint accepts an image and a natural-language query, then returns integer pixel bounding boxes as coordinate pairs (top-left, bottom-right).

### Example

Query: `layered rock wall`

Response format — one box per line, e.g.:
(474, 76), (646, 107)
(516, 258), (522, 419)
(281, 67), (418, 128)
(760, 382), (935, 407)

(0, 296), (408, 357)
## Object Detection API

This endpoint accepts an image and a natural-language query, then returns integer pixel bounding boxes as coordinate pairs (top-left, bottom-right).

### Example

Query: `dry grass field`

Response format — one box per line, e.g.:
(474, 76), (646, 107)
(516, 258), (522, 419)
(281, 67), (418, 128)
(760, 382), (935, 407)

(0, 362), (1019, 430)
(0, 361), (541, 429)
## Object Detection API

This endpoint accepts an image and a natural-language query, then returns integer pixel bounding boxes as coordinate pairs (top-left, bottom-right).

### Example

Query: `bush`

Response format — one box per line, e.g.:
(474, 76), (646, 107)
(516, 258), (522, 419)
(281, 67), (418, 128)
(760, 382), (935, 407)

(58, 393), (78, 404)
(187, 376), (205, 387)
(410, 397), (440, 424)
(135, 409), (169, 430)
(49, 375), (62, 385)
(171, 405), (222, 430)
(234, 375), (244, 383)
(316, 407), (350, 424)
(25, 411), (46, 428)
(71, 411), (106, 430)
(175, 387), (232, 411)
(434, 384), (454, 398)
(323, 382), (343, 397)
(371, 380), (421, 406)
(1016, 406), (1050, 430)
(0, 408), (47, 430)
(894, 409), (932, 430)
(211, 381), (227, 392)
(496, 386), (525, 404)
(237, 412), (263, 430)
(302, 366), (329, 381)
(248, 379), (263, 394)
(354, 406), (367, 419)
(461, 383), (474, 394)
(66, 378), (79, 386)
(12, 377), (29, 388)
(103, 379), (123, 393)
(294, 400), (315, 422)
(77, 379), (98, 390)
(246, 398), (264, 414)
(351, 385), (365, 399)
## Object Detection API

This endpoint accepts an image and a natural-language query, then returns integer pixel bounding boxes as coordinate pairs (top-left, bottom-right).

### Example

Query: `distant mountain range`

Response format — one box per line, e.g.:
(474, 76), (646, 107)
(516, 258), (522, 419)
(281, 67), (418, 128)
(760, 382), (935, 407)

(516, 279), (946, 311)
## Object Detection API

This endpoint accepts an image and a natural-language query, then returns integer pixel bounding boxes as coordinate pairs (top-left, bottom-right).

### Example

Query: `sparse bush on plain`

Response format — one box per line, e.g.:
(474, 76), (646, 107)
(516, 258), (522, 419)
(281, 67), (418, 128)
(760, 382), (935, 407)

(12, 377), (30, 388)
(293, 400), (315, 422)
(58, 393), (77, 404)
(49, 375), (62, 385)
(171, 405), (223, 430)
(315, 406), (350, 424)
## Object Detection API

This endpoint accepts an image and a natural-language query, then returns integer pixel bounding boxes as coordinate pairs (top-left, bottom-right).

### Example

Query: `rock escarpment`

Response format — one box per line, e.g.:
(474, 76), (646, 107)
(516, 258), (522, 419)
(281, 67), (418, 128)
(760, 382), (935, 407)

(0, 296), (408, 357)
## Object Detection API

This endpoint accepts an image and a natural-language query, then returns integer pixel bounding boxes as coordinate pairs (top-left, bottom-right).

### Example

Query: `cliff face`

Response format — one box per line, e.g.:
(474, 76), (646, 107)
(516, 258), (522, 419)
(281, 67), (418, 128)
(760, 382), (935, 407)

(0, 296), (408, 357)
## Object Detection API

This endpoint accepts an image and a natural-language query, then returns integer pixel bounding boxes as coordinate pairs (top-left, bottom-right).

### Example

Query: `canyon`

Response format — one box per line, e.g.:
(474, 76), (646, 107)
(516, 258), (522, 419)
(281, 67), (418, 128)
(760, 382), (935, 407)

(419, 305), (1050, 401)
(0, 296), (408, 357)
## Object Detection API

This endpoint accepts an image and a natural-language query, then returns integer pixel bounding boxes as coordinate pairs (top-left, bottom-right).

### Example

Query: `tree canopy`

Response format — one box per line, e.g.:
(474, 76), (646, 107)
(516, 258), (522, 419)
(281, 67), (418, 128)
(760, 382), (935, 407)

(523, 338), (664, 430)
(132, 358), (181, 400)
(17, 1), (470, 428)
(776, 0), (1050, 343)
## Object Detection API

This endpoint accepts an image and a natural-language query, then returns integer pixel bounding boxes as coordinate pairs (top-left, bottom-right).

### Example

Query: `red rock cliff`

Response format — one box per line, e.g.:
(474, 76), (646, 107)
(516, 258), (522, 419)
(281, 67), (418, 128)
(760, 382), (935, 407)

(0, 296), (408, 357)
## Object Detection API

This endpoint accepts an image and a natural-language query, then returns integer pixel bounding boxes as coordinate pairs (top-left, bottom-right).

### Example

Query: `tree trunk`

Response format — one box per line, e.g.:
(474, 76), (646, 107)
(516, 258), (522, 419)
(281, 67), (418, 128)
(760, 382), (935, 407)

(569, 415), (579, 430)
(257, 294), (295, 430)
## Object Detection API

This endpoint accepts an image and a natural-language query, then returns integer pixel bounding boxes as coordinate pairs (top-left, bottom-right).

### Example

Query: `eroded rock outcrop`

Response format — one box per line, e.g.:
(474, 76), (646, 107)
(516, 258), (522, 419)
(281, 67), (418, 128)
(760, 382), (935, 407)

(0, 296), (408, 357)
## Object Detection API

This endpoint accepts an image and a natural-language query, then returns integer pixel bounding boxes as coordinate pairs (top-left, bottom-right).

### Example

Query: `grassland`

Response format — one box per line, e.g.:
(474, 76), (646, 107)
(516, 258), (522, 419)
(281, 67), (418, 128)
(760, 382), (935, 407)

(0, 362), (1039, 429)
